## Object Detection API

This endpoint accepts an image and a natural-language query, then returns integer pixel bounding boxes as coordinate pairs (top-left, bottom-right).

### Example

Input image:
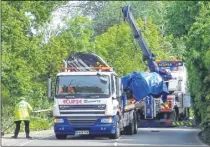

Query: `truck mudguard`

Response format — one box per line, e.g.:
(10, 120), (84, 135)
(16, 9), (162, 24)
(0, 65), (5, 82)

(121, 71), (168, 102)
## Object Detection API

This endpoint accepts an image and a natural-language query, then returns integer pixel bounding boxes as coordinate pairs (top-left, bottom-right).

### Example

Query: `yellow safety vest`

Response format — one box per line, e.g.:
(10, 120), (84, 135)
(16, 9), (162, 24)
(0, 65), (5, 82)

(14, 100), (33, 121)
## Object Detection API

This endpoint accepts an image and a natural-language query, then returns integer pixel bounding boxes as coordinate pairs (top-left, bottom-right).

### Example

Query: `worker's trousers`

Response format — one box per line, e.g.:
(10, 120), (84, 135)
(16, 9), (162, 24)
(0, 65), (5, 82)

(14, 120), (30, 137)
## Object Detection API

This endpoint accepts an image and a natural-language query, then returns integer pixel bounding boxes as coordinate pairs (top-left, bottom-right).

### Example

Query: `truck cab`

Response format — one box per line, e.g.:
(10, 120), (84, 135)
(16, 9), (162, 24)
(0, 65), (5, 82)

(48, 66), (124, 139)
(157, 60), (191, 120)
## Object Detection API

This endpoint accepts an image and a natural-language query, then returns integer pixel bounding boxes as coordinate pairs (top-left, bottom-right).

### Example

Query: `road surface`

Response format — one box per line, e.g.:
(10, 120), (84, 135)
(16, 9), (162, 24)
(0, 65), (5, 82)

(1, 128), (209, 146)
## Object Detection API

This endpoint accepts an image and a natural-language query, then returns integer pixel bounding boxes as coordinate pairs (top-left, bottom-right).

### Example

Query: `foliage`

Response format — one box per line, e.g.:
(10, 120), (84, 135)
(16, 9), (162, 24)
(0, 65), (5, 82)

(29, 118), (52, 131)
(3, 118), (51, 134)
(6, 1), (66, 29)
(1, 1), (64, 130)
(164, 1), (202, 37)
(200, 128), (210, 145)
(164, 1), (210, 143)
(185, 2), (210, 123)
(164, 35), (187, 60)
(43, 17), (94, 76)
(93, 18), (172, 76)
(80, 1), (167, 35)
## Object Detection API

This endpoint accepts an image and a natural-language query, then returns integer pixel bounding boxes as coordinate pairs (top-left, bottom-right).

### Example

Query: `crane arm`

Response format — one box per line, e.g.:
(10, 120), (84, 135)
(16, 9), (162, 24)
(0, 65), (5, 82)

(122, 5), (172, 81)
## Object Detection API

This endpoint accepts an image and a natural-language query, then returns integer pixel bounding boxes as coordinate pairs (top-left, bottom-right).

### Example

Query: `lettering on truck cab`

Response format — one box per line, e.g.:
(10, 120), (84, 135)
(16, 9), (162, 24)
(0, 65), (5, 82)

(63, 99), (83, 105)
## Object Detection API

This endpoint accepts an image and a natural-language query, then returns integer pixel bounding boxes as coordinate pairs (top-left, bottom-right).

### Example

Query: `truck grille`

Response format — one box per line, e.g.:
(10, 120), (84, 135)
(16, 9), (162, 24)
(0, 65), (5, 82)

(60, 111), (105, 115)
(59, 105), (106, 110)
(67, 116), (99, 126)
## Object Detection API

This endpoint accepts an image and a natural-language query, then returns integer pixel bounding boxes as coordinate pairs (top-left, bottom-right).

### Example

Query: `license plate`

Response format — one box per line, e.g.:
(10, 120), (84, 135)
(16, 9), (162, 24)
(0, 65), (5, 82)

(75, 130), (89, 135)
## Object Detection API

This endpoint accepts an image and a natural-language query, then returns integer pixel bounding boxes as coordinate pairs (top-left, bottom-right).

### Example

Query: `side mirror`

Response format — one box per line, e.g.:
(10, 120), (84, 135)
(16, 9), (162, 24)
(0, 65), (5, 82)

(47, 78), (53, 99)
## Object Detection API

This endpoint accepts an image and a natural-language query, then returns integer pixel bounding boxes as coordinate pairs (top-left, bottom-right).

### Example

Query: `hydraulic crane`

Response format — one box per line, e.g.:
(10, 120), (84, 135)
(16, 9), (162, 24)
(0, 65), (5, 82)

(121, 5), (191, 125)
(121, 5), (172, 81)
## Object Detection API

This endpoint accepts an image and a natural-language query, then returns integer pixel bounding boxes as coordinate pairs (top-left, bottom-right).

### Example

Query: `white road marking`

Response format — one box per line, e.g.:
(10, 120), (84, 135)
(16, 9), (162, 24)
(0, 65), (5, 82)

(114, 136), (122, 146)
(117, 143), (208, 146)
(20, 140), (34, 146)
(18, 134), (55, 146)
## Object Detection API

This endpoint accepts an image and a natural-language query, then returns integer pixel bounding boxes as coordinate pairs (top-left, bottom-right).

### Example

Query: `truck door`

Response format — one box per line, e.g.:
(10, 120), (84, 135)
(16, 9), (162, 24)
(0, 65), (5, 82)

(111, 74), (121, 99)
(111, 75), (120, 114)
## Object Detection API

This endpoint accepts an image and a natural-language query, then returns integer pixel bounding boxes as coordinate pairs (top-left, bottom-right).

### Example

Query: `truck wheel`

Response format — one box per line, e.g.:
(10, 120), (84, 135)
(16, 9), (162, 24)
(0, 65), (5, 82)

(134, 112), (138, 134)
(55, 134), (67, 139)
(127, 117), (134, 135)
(109, 119), (120, 139)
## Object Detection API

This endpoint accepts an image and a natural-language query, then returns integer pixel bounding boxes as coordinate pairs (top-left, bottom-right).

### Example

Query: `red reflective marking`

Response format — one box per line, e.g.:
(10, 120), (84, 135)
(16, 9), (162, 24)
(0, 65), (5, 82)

(166, 120), (172, 124)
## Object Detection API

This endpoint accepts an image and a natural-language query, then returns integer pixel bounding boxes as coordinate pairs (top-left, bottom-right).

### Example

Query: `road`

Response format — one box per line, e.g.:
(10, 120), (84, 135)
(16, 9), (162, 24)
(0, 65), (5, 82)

(1, 128), (209, 146)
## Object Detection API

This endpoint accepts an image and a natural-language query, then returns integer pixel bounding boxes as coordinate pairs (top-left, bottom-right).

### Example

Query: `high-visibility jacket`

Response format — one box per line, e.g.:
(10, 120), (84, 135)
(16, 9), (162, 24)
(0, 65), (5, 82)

(14, 100), (33, 121)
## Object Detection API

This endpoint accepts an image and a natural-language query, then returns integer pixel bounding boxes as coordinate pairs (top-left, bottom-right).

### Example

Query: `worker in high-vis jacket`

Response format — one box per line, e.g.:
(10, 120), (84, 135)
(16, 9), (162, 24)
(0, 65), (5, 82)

(11, 97), (33, 139)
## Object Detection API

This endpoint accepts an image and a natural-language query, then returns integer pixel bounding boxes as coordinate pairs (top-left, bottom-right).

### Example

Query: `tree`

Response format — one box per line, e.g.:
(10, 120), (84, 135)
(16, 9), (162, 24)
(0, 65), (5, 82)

(82, 1), (167, 35)
(93, 18), (172, 76)
(185, 2), (210, 122)
(164, 1), (202, 37)
(42, 17), (94, 77)
(1, 1), (65, 119)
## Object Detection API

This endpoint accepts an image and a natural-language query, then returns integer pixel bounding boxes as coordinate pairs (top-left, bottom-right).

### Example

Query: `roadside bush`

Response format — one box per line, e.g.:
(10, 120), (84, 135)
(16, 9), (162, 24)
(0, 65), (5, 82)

(29, 119), (51, 131)
(3, 118), (52, 134)
(200, 121), (210, 145)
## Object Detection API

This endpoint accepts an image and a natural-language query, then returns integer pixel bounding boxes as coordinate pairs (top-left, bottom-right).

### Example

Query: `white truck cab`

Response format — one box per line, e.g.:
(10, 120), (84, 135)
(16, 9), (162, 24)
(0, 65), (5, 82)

(52, 71), (121, 117)
(157, 61), (191, 120)
(47, 52), (139, 139)
(47, 65), (126, 139)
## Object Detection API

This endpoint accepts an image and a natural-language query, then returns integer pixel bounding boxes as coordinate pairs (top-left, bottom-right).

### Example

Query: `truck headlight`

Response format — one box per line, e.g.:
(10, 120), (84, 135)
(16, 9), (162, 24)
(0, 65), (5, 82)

(54, 118), (64, 123)
(101, 117), (113, 123)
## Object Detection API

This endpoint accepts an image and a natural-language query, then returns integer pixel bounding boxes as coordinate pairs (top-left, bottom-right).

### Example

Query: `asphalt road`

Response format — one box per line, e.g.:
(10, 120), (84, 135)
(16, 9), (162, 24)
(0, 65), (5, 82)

(1, 128), (209, 146)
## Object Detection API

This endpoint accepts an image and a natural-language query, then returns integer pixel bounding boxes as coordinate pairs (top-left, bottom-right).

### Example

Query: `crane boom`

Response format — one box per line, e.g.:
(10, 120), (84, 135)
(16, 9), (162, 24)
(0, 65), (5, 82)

(122, 5), (172, 81)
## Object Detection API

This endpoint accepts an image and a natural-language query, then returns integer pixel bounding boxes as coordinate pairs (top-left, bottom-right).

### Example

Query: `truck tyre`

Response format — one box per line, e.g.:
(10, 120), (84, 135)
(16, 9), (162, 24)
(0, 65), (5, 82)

(134, 112), (138, 134)
(127, 117), (134, 135)
(109, 118), (120, 139)
(55, 134), (67, 139)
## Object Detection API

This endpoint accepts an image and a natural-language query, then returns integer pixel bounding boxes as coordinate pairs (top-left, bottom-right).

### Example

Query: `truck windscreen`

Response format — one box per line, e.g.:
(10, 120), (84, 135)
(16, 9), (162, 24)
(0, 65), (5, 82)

(56, 75), (110, 98)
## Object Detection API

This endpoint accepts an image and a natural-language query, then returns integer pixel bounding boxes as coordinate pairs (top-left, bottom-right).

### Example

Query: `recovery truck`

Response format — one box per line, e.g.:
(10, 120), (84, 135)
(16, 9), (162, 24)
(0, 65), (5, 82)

(47, 52), (140, 139)
(121, 5), (191, 127)
(156, 60), (191, 121)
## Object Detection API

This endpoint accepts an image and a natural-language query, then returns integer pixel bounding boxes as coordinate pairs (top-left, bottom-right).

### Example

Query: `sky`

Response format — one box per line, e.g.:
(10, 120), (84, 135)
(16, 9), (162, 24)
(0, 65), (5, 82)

(43, 1), (86, 43)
